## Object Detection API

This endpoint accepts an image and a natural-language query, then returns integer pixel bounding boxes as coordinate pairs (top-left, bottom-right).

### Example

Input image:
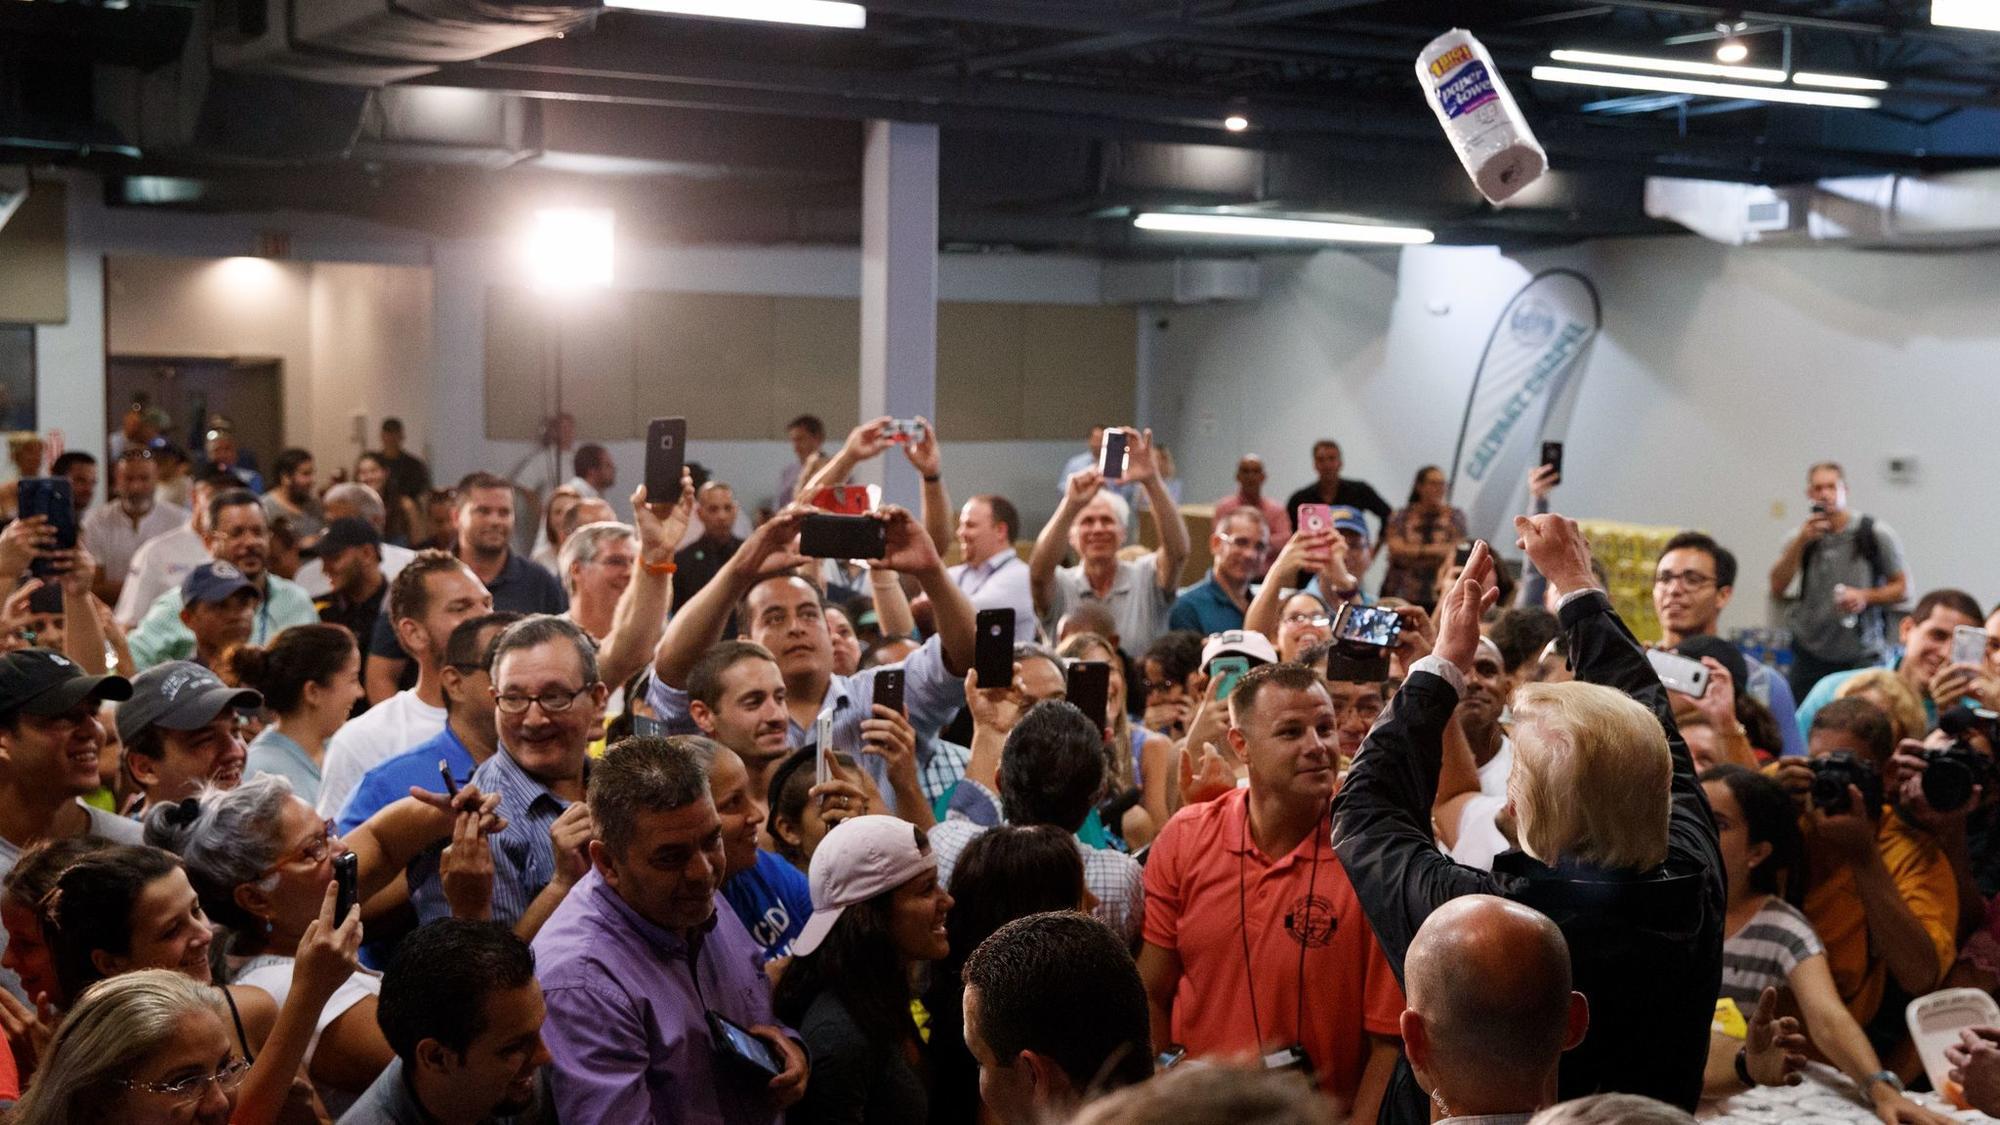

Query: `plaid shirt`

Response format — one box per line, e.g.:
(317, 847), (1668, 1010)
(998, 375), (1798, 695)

(408, 746), (574, 927)
(929, 779), (1144, 946)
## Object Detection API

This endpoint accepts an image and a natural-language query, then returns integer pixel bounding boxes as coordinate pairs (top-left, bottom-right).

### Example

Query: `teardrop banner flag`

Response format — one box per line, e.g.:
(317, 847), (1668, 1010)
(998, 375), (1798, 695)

(1446, 269), (1602, 545)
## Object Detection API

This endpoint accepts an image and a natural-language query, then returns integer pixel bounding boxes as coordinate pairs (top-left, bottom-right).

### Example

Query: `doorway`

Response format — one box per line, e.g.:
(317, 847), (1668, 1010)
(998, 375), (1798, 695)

(106, 356), (284, 471)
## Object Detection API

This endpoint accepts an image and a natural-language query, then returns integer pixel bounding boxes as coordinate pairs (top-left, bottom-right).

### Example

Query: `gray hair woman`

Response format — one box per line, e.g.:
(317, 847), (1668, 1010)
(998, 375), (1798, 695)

(10, 968), (242, 1125)
(144, 773), (487, 1113)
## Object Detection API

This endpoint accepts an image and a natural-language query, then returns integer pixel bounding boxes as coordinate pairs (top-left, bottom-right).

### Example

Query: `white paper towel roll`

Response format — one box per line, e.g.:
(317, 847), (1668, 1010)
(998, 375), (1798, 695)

(1416, 29), (1548, 205)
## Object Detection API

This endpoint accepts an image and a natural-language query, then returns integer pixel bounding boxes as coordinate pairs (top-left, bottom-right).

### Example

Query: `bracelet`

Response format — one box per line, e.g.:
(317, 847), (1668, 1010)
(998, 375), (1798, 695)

(923, 473), (941, 483)
(642, 558), (677, 576)
(1734, 1048), (1753, 1088)
(1864, 1070), (1904, 1095)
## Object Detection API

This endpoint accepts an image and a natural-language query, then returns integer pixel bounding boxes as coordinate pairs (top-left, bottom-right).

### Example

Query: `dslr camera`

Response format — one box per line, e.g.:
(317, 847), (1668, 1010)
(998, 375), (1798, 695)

(1921, 708), (1999, 815)
(1808, 751), (1883, 816)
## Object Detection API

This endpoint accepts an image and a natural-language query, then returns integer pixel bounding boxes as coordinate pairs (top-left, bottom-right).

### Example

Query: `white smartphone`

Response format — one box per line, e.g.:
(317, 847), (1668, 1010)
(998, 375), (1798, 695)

(814, 714), (833, 787)
(1953, 625), (1990, 668)
(1647, 648), (1711, 699)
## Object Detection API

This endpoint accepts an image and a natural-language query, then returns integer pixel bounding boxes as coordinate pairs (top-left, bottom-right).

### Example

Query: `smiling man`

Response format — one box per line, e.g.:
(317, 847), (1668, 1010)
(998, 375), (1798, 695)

(1795, 588), (1988, 739)
(1653, 531), (1804, 758)
(126, 488), (319, 670)
(687, 642), (792, 805)
(356, 919), (552, 1125)
(116, 660), (261, 809)
(1137, 662), (1404, 1113)
(1168, 508), (1270, 636)
(948, 494), (1035, 645)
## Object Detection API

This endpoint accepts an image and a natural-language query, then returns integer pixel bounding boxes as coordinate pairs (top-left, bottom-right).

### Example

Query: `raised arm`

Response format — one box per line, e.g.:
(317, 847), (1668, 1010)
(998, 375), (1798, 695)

(58, 547), (107, 675)
(878, 507), (975, 674)
(901, 417), (952, 557)
(799, 417), (893, 500)
(868, 566), (916, 640)
(1029, 470), (1102, 618)
(650, 508), (810, 689)
(1118, 429), (1189, 592)
(1245, 529), (1333, 642)
(595, 475), (693, 691)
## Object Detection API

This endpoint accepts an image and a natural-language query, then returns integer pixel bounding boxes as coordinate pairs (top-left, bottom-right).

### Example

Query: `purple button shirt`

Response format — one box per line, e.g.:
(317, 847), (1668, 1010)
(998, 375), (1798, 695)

(533, 869), (786, 1125)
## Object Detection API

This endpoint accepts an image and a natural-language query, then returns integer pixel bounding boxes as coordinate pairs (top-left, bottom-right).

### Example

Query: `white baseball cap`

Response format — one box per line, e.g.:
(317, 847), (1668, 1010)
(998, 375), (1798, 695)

(791, 815), (935, 957)
(1202, 629), (1279, 668)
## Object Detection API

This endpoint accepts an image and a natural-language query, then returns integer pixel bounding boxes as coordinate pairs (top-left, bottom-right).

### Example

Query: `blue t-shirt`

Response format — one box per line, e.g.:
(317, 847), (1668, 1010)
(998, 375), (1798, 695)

(722, 850), (812, 962)
(336, 723), (478, 834)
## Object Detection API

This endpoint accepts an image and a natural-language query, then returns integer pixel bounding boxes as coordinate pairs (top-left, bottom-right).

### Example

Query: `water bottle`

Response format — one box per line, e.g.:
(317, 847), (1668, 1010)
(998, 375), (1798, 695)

(1833, 583), (1859, 630)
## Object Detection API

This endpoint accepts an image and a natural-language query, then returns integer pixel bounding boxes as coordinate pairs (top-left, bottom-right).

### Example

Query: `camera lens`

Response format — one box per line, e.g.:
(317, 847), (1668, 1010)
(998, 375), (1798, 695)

(1923, 752), (1975, 814)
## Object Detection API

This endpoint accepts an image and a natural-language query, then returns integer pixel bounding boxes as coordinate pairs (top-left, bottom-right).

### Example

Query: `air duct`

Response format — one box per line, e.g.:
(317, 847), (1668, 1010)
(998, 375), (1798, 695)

(1645, 169), (2000, 249)
(212, 0), (595, 86)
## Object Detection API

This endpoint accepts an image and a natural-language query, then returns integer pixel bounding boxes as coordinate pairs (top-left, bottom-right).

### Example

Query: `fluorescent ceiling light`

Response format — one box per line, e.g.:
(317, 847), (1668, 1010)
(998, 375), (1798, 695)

(1792, 71), (1891, 90)
(1532, 66), (1881, 109)
(1549, 48), (1784, 83)
(1932, 0), (2000, 32)
(599, 0), (865, 29)
(1133, 212), (1434, 245)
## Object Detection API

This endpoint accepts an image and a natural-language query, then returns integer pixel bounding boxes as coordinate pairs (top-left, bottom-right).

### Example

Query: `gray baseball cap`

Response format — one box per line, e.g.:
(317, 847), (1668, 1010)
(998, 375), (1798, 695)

(115, 661), (262, 745)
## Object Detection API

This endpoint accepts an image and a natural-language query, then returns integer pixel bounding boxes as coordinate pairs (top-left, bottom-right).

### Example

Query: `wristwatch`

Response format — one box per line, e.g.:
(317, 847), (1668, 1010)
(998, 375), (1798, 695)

(1864, 1069), (1905, 1095)
(1733, 1048), (1754, 1088)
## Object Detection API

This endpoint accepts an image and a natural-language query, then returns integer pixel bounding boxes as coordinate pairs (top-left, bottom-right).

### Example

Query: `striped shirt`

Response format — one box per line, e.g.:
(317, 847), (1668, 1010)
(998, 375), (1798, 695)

(1721, 896), (1824, 1006)
(408, 746), (574, 928)
(929, 780), (1144, 946)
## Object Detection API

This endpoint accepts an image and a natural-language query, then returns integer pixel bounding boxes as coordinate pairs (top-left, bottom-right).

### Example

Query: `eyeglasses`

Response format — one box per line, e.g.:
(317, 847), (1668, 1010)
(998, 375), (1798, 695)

(1652, 571), (1718, 592)
(493, 684), (592, 715)
(1221, 536), (1269, 553)
(124, 1058), (251, 1103)
(1283, 613), (1332, 628)
(1141, 680), (1181, 697)
(261, 820), (337, 876)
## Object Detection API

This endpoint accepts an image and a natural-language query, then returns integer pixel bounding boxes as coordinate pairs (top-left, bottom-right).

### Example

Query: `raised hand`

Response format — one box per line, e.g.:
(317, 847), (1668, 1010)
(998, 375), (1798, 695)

(293, 881), (364, 1007)
(549, 800), (597, 889)
(858, 704), (919, 798)
(963, 667), (1027, 737)
(1527, 462), (1560, 500)
(875, 505), (942, 574)
(440, 808), (497, 921)
(900, 416), (941, 478)
(1515, 513), (1599, 598)
(1433, 540), (1499, 674)
(842, 417), (896, 464)
(1062, 468), (1105, 512)
(1269, 527), (1334, 584)
(0, 515), (52, 579)
(1118, 428), (1159, 484)
(739, 507), (813, 578)
(633, 469), (697, 564)
(0, 986), (54, 1080)
(1742, 986), (1807, 1087)
(1178, 742), (1237, 806)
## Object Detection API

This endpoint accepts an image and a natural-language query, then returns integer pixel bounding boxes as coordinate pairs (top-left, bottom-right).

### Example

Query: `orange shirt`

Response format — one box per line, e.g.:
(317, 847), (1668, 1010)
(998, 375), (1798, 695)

(1143, 788), (1404, 1103)
(1802, 807), (1958, 1026)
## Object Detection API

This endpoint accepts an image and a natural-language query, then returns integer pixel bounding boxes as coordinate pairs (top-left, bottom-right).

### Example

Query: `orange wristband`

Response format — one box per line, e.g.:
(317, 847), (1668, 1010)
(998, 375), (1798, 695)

(643, 558), (677, 576)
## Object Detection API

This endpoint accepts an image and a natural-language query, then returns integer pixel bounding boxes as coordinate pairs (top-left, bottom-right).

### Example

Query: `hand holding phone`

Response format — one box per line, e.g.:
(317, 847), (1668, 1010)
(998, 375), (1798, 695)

(332, 851), (359, 921)
(1952, 625), (1990, 669)
(1209, 656), (1250, 701)
(1647, 648), (1711, 699)
(439, 759), (461, 800)
(974, 609), (1014, 688)
(645, 418), (687, 505)
(815, 715), (834, 788)
(1296, 503), (1334, 536)
(1098, 428), (1130, 482)
(872, 668), (906, 715)
(1540, 441), (1564, 484)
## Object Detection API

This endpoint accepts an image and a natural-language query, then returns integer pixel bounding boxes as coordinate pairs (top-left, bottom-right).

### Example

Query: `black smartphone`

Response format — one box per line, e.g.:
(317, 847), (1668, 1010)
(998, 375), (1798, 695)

(1067, 660), (1111, 732)
(872, 667), (905, 714)
(26, 581), (60, 616)
(1452, 541), (1474, 568)
(645, 417), (687, 503)
(798, 513), (886, 560)
(974, 609), (1014, 688)
(1540, 441), (1563, 482)
(17, 478), (75, 579)
(707, 1010), (784, 1079)
(332, 851), (359, 921)
(1334, 604), (1403, 649)
(438, 759), (460, 799)
(1098, 429), (1129, 481)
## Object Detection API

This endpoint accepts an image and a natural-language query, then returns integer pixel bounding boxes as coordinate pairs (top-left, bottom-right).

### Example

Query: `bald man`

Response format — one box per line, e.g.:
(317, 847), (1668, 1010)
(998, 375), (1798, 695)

(1402, 895), (1587, 1123)
(1213, 453), (1291, 577)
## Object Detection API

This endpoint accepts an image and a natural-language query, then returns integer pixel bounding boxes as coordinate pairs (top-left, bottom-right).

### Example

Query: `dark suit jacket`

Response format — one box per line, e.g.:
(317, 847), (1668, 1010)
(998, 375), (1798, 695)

(1330, 589), (1725, 1123)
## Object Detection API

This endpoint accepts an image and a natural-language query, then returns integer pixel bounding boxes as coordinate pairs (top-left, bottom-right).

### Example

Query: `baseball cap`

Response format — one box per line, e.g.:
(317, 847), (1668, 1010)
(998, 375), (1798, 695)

(792, 815), (934, 957)
(182, 562), (260, 607)
(115, 662), (262, 745)
(0, 649), (131, 717)
(316, 517), (382, 559)
(1326, 505), (1369, 543)
(1202, 629), (1279, 668)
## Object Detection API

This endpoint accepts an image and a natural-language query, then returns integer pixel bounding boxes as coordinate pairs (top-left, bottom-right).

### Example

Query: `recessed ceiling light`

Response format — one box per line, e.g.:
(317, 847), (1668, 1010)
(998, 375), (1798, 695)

(1132, 212), (1434, 245)
(1532, 65), (1882, 109)
(1223, 114), (1250, 132)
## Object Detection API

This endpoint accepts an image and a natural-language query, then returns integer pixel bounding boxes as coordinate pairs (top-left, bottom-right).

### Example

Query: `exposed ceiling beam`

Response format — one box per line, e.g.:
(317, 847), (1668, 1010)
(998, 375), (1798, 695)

(923, 0), (1390, 75)
(1569, 0), (1988, 46)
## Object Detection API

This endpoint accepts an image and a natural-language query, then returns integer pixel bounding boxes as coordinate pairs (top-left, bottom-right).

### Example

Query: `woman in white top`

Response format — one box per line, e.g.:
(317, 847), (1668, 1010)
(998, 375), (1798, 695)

(1699, 764), (1953, 1124)
(236, 624), (366, 808)
(144, 774), (492, 1112)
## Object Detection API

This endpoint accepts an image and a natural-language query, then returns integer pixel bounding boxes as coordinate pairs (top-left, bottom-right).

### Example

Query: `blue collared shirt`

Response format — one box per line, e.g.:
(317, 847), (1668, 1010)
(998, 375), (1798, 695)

(947, 552), (1037, 645)
(646, 634), (966, 815)
(1167, 571), (1250, 636)
(535, 872), (785, 1125)
(407, 745), (572, 927)
(334, 723), (478, 835)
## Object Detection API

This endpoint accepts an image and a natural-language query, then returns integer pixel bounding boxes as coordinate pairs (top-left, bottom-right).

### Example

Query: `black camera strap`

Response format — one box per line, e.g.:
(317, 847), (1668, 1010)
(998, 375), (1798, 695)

(1237, 799), (1324, 1054)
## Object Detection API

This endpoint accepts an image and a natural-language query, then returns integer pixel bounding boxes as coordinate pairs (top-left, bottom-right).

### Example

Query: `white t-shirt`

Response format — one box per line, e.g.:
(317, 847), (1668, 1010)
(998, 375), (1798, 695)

(1477, 737), (1514, 798)
(232, 956), (380, 1118)
(316, 691), (447, 819)
(1449, 794), (1511, 871)
(114, 524), (209, 627)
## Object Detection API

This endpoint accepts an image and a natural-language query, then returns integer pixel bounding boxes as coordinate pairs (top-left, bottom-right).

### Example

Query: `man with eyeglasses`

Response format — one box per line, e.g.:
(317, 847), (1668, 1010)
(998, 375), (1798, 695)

(1168, 509), (1270, 636)
(126, 488), (319, 670)
(1652, 531), (1804, 758)
(117, 660), (261, 810)
(409, 615), (603, 938)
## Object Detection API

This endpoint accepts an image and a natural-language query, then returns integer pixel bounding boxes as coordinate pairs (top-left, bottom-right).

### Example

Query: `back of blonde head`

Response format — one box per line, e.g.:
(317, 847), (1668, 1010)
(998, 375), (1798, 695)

(1506, 681), (1673, 872)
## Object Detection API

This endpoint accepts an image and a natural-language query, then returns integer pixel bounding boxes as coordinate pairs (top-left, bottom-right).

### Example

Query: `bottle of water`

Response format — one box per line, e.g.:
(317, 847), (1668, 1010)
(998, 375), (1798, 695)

(1833, 583), (1859, 629)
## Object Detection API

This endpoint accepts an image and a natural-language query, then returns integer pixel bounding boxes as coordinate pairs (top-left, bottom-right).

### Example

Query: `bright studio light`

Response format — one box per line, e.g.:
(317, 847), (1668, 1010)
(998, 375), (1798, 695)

(1133, 212), (1434, 245)
(1932, 0), (2000, 32)
(600, 0), (866, 28)
(1223, 114), (1250, 132)
(1531, 65), (1882, 109)
(1547, 48), (1784, 83)
(525, 208), (614, 292)
(1714, 38), (1749, 63)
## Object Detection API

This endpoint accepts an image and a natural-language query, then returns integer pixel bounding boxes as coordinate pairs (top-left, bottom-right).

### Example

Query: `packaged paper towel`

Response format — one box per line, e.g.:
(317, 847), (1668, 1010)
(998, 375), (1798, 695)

(1417, 29), (1547, 205)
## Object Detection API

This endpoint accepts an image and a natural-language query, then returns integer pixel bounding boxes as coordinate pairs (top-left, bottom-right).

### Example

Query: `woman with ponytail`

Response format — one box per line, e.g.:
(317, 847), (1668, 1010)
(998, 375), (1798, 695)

(231, 625), (363, 807)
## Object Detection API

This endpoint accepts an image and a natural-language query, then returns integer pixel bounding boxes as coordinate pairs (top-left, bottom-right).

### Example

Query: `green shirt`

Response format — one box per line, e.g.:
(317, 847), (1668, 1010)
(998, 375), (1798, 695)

(127, 573), (321, 669)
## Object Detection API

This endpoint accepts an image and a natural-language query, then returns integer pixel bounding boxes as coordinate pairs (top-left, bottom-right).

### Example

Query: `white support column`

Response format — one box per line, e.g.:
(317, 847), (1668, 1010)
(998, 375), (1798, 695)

(858, 119), (939, 510)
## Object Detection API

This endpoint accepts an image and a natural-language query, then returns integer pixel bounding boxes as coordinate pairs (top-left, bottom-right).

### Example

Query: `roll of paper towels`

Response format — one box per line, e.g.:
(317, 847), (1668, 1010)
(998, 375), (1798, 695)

(1416, 29), (1547, 205)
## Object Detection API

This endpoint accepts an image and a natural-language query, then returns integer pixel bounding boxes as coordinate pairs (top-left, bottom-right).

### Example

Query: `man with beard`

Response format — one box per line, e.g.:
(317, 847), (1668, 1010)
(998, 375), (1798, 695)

(260, 447), (326, 543)
(354, 919), (552, 1125)
(116, 660), (260, 809)
(1653, 532), (1804, 757)
(126, 489), (319, 669)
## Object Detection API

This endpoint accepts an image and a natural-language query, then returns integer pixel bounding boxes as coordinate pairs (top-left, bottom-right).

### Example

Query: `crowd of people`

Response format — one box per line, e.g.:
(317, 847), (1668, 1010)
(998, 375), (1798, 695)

(0, 402), (1997, 1125)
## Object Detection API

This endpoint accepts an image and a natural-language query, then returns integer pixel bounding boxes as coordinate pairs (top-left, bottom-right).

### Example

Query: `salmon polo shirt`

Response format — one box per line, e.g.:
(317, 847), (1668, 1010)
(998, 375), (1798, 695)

(1143, 787), (1404, 1102)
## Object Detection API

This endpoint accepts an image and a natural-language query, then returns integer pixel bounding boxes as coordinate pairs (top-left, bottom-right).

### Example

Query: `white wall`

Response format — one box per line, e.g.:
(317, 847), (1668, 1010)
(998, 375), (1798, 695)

(1147, 236), (2000, 632)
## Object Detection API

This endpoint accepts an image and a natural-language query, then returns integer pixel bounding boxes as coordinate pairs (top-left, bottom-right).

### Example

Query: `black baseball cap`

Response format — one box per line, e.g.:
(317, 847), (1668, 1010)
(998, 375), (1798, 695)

(1673, 634), (1750, 695)
(0, 649), (132, 717)
(317, 517), (382, 559)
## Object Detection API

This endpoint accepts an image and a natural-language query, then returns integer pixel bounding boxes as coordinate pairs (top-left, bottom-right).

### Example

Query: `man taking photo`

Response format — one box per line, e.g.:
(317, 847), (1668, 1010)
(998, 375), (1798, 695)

(1769, 462), (1909, 698)
(1654, 531), (1804, 757)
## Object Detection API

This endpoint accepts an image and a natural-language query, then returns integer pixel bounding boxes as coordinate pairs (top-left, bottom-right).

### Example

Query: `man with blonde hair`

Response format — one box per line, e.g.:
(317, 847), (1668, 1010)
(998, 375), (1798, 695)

(1331, 514), (1724, 1124)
